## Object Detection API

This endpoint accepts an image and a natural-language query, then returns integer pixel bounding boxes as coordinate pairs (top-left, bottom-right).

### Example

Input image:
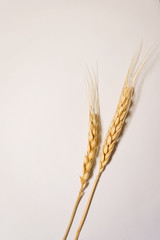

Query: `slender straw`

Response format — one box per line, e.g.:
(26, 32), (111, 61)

(75, 172), (101, 240)
(63, 187), (84, 240)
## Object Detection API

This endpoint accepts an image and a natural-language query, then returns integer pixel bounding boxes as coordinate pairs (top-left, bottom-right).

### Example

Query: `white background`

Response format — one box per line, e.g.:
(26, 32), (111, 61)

(0, 1), (160, 240)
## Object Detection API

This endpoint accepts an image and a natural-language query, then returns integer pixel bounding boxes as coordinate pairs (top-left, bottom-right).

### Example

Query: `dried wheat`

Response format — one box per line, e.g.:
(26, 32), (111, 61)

(63, 68), (100, 240)
(75, 44), (158, 240)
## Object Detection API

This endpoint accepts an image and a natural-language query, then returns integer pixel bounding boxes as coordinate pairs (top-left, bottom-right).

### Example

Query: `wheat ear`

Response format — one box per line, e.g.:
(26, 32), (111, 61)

(63, 69), (100, 240)
(80, 67), (100, 189)
(75, 45), (157, 240)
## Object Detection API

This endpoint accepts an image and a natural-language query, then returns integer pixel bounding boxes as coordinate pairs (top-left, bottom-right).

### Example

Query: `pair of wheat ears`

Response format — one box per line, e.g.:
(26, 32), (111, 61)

(62, 44), (157, 240)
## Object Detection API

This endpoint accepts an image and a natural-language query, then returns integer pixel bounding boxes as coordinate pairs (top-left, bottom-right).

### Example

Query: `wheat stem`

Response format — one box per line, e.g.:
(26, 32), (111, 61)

(75, 172), (101, 240)
(63, 186), (84, 240)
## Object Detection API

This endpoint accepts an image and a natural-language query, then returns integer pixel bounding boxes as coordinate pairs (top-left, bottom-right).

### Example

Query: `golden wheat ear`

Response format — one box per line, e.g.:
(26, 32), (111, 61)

(75, 44), (159, 240)
(80, 66), (100, 189)
(62, 67), (100, 240)
(100, 41), (160, 172)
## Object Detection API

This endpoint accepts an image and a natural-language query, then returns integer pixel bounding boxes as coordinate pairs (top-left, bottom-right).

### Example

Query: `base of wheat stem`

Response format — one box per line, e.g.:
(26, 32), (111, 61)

(74, 172), (101, 240)
(63, 186), (84, 240)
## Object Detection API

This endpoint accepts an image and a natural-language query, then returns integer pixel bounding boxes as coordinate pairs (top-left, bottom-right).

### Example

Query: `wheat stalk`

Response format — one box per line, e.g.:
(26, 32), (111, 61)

(63, 68), (100, 240)
(74, 44), (157, 240)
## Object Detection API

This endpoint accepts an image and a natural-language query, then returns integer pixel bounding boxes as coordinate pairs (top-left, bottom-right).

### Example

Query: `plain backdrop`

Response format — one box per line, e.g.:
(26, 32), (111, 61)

(0, 1), (160, 240)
